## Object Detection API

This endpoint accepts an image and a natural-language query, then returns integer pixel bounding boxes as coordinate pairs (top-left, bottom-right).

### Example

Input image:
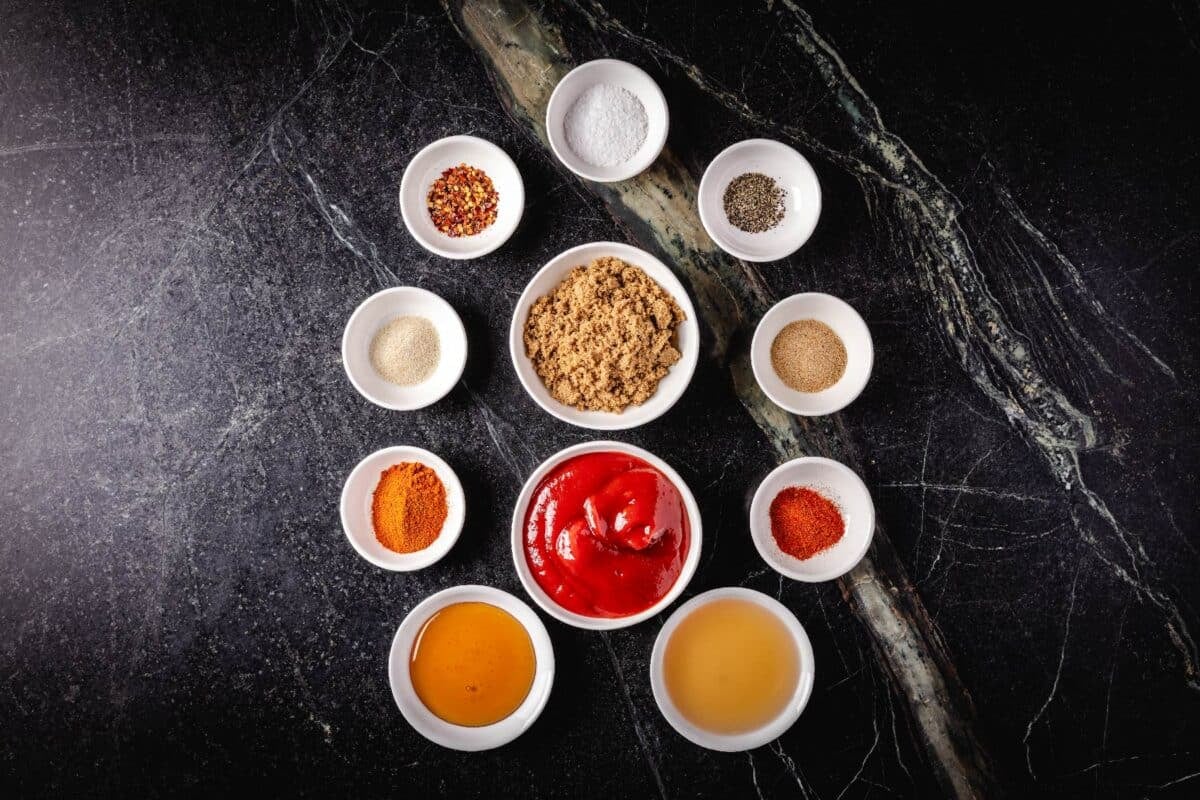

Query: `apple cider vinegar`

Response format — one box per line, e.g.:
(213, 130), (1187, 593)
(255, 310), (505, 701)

(662, 597), (800, 734)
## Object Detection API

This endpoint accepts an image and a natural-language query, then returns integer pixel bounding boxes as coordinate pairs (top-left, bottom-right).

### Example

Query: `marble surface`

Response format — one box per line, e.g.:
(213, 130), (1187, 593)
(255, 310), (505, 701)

(1, 1), (1197, 797)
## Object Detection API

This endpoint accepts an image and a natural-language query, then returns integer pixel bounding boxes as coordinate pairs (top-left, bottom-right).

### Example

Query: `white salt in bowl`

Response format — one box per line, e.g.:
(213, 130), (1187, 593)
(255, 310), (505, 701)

(698, 138), (821, 262)
(750, 292), (873, 416)
(509, 241), (699, 430)
(545, 59), (669, 183)
(749, 457), (875, 583)
(340, 445), (466, 572)
(342, 286), (468, 411)
(399, 135), (524, 259)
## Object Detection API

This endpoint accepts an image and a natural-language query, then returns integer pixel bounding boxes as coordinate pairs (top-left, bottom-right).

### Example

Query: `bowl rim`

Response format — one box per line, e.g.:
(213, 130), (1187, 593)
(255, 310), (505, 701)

(748, 456), (876, 583)
(509, 440), (703, 630)
(545, 58), (670, 183)
(339, 445), (466, 571)
(508, 240), (699, 430)
(749, 291), (874, 416)
(649, 586), (816, 751)
(388, 584), (555, 751)
(398, 134), (525, 260)
(341, 286), (468, 412)
(697, 137), (822, 263)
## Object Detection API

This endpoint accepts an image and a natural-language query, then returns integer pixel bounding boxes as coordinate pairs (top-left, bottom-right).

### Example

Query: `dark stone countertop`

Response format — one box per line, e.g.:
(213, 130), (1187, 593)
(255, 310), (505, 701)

(1, 1), (1197, 797)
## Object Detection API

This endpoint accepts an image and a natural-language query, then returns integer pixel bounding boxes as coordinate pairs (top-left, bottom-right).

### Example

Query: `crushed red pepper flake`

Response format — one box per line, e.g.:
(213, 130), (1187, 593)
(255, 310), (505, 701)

(426, 163), (499, 237)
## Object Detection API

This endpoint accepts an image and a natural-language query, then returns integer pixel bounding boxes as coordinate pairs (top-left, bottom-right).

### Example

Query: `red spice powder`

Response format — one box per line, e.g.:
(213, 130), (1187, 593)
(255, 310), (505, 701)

(769, 486), (845, 559)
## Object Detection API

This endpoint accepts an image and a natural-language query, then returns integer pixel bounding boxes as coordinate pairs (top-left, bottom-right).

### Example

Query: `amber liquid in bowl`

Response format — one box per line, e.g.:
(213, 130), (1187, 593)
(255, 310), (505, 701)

(410, 601), (536, 727)
(663, 597), (800, 734)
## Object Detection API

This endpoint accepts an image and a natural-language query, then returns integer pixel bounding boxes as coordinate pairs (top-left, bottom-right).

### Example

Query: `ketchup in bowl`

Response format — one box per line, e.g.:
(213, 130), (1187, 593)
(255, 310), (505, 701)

(522, 451), (691, 618)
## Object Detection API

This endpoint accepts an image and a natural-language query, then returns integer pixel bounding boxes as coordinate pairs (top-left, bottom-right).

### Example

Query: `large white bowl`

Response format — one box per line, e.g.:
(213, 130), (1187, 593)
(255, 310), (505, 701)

(510, 441), (702, 630)
(698, 139), (821, 262)
(388, 585), (555, 751)
(342, 286), (468, 411)
(340, 446), (466, 571)
(545, 59), (669, 183)
(399, 135), (524, 259)
(749, 457), (875, 582)
(509, 241), (699, 430)
(650, 587), (815, 751)
(750, 292), (873, 417)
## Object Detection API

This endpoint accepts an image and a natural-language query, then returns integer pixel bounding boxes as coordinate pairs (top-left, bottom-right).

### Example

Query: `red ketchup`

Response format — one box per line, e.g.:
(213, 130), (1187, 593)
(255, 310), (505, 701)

(523, 452), (690, 618)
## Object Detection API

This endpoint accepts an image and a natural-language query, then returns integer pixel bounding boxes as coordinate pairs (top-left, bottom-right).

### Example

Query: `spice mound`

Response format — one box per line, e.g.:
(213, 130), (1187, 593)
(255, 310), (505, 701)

(770, 319), (847, 393)
(427, 163), (498, 237)
(372, 462), (448, 554)
(769, 486), (845, 560)
(370, 315), (440, 386)
(723, 172), (786, 233)
(523, 256), (685, 413)
(564, 83), (649, 168)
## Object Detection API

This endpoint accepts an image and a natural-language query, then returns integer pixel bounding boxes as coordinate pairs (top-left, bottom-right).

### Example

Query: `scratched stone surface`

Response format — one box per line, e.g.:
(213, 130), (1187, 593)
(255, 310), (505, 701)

(0, 1), (1197, 798)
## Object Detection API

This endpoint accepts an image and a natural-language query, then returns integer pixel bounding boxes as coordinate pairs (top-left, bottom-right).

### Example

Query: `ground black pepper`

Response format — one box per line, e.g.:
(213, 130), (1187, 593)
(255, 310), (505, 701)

(722, 172), (786, 233)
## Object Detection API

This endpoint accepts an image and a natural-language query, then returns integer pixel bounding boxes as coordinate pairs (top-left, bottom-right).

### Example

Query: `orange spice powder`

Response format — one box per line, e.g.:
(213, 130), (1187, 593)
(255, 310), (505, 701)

(769, 486), (844, 560)
(371, 462), (448, 554)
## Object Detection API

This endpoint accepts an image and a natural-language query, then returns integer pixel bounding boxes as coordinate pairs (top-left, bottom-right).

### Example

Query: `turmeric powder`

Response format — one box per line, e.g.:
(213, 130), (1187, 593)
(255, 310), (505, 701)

(371, 462), (448, 553)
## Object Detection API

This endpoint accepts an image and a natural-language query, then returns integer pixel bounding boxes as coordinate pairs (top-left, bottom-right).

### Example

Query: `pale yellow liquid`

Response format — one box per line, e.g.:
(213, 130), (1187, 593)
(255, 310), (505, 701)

(663, 598), (800, 734)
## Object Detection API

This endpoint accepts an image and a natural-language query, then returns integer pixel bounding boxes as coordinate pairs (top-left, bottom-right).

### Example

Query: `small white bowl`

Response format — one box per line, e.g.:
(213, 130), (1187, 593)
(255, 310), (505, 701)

(340, 446), (466, 571)
(698, 139), (821, 262)
(342, 286), (467, 411)
(388, 584), (555, 751)
(751, 292), (873, 416)
(510, 441), (702, 630)
(649, 587), (815, 751)
(545, 59), (669, 183)
(509, 241), (699, 430)
(399, 135), (524, 259)
(749, 457), (875, 582)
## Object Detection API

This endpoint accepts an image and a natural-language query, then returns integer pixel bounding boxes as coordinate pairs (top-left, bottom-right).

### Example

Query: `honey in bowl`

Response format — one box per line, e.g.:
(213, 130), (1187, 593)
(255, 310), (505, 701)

(410, 601), (536, 727)
(663, 597), (799, 734)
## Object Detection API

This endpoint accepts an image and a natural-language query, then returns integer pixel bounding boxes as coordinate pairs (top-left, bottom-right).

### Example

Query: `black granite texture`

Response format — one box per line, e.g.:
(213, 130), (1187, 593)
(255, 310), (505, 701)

(1, 1), (1197, 798)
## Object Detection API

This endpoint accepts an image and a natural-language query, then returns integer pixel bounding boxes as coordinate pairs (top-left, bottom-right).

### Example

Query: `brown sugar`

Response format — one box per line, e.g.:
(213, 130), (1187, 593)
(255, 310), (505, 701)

(523, 257), (686, 413)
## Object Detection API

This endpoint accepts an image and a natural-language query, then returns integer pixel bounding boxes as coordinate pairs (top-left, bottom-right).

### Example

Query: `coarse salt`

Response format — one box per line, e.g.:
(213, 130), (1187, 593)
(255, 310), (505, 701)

(563, 83), (648, 168)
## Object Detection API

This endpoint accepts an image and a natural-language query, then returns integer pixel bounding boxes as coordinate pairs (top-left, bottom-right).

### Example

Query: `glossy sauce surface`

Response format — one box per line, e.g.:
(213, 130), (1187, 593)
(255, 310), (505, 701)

(409, 602), (536, 727)
(523, 452), (690, 618)
(663, 598), (800, 734)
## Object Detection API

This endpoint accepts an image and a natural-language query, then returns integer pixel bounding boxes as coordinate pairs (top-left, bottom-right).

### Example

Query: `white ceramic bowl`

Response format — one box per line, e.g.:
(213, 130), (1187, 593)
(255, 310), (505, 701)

(340, 446), (466, 571)
(509, 241), (699, 430)
(342, 286), (467, 411)
(649, 587), (815, 751)
(545, 59), (669, 183)
(399, 135), (524, 259)
(510, 441), (702, 630)
(388, 585), (555, 751)
(751, 292), (873, 416)
(749, 457), (875, 582)
(698, 139), (821, 262)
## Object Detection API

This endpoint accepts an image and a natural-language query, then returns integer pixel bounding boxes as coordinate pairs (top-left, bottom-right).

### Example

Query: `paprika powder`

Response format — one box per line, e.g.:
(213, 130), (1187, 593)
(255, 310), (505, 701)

(371, 462), (448, 553)
(769, 486), (844, 560)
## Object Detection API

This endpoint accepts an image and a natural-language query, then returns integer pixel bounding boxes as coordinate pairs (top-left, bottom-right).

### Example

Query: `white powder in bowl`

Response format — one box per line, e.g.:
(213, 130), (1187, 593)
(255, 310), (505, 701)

(563, 83), (648, 168)
(370, 315), (440, 386)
